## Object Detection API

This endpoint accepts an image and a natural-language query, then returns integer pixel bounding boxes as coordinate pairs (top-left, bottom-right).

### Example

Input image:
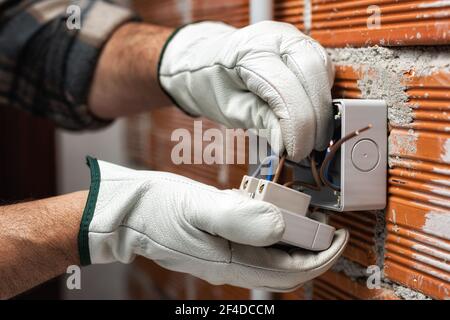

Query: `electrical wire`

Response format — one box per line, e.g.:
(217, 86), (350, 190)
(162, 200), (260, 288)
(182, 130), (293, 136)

(272, 153), (286, 184)
(266, 158), (274, 181)
(250, 155), (279, 178)
(271, 126), (372, 192)
(283, 180), (321, 191)
(323, 158), (340, 191)
(319, 124), (372, 191)
(283, 153), (322, 191)
(310, 152), (323, 189)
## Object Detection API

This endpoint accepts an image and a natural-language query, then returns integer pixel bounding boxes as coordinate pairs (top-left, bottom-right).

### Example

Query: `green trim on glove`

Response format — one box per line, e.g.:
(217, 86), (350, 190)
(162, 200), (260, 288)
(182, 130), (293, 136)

(157, 22), (200, 118)
(78, 156), (101, 266)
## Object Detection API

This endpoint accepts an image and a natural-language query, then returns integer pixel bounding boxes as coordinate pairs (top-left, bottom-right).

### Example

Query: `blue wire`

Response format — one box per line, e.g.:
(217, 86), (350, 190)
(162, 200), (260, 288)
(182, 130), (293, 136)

(266, 160), (274, 181)
(324, 151), (340, 190)
(250, 155), (278, 178)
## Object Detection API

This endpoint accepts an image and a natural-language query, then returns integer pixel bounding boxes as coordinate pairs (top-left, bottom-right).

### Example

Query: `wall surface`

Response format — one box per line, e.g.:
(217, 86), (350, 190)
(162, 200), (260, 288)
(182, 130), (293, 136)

(274, 0), (450, 300)
(129, 0), (449, 300)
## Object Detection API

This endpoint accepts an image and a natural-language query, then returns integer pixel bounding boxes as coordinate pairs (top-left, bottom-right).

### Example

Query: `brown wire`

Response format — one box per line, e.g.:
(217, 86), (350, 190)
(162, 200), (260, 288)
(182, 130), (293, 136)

(272, 153), (286, 184)
(282, 152), (322, 191)
(310, 152), (322, 189)
(319, 124), (372, 192)
(284, 180), (321, 191)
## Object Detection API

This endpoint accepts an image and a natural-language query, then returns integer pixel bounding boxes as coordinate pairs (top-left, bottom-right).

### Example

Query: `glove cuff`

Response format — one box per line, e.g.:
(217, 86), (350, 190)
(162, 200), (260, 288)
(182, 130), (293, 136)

(157, 23), (200, 118)
(77, 156), (101, 266)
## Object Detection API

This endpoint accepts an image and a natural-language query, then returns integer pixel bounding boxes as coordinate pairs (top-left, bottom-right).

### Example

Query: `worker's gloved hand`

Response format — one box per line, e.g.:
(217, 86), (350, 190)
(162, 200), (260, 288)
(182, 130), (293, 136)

(159, 21), (335, 162)
(79, 158), (348, 291)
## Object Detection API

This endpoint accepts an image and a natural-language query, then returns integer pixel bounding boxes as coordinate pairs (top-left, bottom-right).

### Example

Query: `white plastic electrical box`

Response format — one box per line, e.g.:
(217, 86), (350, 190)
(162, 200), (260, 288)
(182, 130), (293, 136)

(294, 99), (387, 211)
(239, 176), (335, 251)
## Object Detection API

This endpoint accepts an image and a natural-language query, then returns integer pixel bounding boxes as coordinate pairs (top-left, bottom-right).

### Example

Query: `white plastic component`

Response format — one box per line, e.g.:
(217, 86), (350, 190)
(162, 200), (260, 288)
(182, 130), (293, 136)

(240, 175), (260, 196)
(295, 99), (387, 211)
(254, 180), (310, 217)
(337, 99), (387, 210)
(246, 179), (335, 251)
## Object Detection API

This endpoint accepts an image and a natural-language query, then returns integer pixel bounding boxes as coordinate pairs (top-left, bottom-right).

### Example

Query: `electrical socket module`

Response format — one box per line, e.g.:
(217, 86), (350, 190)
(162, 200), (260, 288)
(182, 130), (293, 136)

(239, 176), (335, 251)
(237, 99), (386, 250)
(294, 99), (387, 212)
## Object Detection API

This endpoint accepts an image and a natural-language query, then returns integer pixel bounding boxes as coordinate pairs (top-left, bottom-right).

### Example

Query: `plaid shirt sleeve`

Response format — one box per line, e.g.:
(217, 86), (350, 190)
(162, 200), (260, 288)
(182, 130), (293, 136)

(0, 0), (138, 130)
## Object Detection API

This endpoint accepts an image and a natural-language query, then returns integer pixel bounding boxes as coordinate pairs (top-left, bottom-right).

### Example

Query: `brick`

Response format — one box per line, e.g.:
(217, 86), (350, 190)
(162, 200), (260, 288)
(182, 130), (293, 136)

(134, 0), (249, 27)
(274, 0), (450, 47)
(332, 63), (450, 299)
(127, 107), (249, 189)
(328, 211), (379, 267)
(311, 0), (450, 47)
(192, 0), (250, 27)
(385, 199), (450, 299)
(313, 270), (398, 300)
(274, 0), (305, 30)
(386, 71), (450, 299)
(134, 0), (186, 27)
(149, 108), (248, 188)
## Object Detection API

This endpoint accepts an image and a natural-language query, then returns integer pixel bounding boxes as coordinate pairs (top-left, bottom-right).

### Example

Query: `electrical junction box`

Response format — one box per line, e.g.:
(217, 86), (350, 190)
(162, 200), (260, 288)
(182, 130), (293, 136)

(239, 176), (335, 251)
(294, 99), (387, 212)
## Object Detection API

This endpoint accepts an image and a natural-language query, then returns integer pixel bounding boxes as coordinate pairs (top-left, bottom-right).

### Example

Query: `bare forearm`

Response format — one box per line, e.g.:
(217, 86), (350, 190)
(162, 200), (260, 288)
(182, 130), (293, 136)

(88, 22), (174, 119)
(0, 191), (87, 299)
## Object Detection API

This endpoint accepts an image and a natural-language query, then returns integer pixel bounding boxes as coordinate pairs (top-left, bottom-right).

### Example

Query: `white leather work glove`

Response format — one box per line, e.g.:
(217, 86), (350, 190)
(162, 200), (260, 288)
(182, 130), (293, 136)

(78, 157), (348, 291)
(159, 21), (335, 162)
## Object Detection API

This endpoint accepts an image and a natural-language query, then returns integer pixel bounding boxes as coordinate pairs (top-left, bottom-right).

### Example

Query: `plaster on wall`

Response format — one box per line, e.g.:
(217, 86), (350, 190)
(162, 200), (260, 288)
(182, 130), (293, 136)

(328, 46), (450, 125)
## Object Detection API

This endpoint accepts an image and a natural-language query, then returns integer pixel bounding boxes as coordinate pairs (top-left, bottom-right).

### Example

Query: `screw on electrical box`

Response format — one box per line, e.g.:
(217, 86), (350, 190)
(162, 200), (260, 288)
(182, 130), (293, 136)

(336, 195), (341, 208)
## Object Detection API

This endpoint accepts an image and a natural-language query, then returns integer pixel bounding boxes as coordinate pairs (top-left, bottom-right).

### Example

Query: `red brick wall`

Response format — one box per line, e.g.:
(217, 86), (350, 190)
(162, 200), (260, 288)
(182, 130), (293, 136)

(333, 65), (450, 300)
(128, 0), (450, 300)
(309, 0), (450, 47)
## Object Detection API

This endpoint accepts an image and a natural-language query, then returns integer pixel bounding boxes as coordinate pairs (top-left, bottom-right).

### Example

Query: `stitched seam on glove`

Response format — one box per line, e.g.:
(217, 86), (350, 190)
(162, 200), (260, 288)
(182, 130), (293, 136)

(89, 225), (347, 274)
(237, 65), (295, 154)
(254, 283), (303, 292)
(159, 48), (285, 77)
(157, 23), (201, 118)
(282, 53), (317, 148)
(97, 175), (233, 195)
(227, 240), (233, 264)
(90, 225), (231, 264)
(159, 62), (235, 77)
(231, 231), (348, 274)
(161, 64), (239, 125)
(161, 62), (298, 156)
(97, 176), (221, 194)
